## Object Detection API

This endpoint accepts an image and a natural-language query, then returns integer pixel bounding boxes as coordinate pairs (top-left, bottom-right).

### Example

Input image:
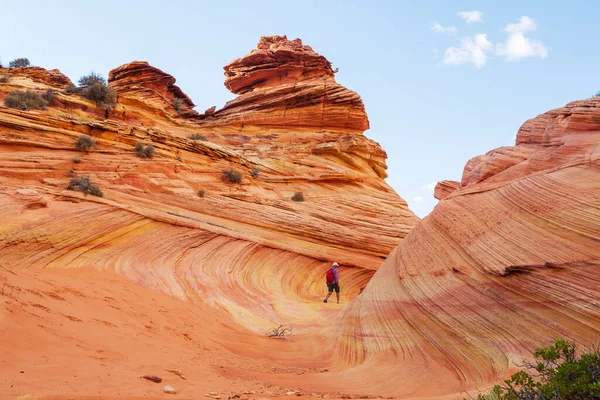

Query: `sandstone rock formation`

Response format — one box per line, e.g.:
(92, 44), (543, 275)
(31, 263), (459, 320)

(336, 96), (600, 397)
(433, 179), (459, 200)
(212, 35), (369, 134)
(0, 37), (420, 398)
(3, 35), (599, 399)
(108, 61), (200, 119)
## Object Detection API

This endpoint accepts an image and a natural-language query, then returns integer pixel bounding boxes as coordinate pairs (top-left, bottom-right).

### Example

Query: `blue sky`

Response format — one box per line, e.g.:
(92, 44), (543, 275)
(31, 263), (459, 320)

(1, 1), (598, 217)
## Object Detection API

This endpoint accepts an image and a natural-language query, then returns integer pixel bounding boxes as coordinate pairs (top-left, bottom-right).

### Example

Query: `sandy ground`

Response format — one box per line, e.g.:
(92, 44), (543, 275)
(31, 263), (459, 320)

(0, 266), (407, 399)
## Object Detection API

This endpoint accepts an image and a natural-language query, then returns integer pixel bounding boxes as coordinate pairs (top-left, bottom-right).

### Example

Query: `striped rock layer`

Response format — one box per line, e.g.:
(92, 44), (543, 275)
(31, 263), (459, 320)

(0, 37), (420, 398)
(336, 97), (600, 396)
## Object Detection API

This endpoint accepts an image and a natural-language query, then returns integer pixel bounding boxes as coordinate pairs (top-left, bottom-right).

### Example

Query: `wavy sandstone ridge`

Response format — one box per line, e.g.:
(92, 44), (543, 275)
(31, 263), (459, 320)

(335, 97), (600, 396)
(0, 37), (420, 398)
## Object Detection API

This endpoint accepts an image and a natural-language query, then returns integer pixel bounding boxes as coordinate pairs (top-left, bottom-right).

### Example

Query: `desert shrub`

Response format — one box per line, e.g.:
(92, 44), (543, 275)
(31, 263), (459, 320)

(9, 58), (30, 68)
(0, 76), (9, 84)
(594, 90), (600, 98)
(291, 192), (304, 202)
(66, 176), (103, 197)
(197, 189), (205, 197)
(188, 133), (207, 141)
(172, 98), (184, 113)
(251, 168), (259, 178)
(65, 83), (79, 94)
(470, 339), (600, 399)
(266, 325), (292, 339)
(77, 72), (116, 108)
(73, 156), (81, 164)
(75, 135), (95, 151)
(135, 142), (155, 159)
(78, 72), (106, 87)
(222, 168), (242, 183)
(4, 90), (47, 110)
(41, 88), (56, 105)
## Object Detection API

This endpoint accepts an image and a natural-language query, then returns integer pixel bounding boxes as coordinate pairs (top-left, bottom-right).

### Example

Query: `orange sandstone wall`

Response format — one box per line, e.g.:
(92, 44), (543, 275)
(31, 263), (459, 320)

(334, 97), (600, 396)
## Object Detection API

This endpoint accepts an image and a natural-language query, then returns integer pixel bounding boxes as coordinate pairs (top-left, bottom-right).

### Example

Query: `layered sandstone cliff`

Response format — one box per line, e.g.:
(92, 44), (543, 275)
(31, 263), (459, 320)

(0, 36), (418, 374)
(335, 97), (600, 396)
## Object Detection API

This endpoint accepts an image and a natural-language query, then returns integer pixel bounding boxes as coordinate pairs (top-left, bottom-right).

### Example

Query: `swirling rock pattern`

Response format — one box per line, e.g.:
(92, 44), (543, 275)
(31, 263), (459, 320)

(336, 97), (600, 397)
(0, 38), (421, 398)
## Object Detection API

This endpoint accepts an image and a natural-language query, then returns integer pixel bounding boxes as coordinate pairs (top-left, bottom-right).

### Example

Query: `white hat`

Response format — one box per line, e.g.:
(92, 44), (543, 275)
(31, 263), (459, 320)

(332, 262), (339, 267)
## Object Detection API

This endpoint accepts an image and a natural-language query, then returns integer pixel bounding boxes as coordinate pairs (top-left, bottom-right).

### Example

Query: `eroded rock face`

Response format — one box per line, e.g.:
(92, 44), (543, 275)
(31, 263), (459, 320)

(0, 66), (72, 88)
(335, 97), (600, 397)
(433, 180), (459, 200)
(224, 35), (335, 94)
(108, 61), (200, 118)
(0, 36), (418, 310)
(212, 36), (369, 134)
(0, 41), (421, 396)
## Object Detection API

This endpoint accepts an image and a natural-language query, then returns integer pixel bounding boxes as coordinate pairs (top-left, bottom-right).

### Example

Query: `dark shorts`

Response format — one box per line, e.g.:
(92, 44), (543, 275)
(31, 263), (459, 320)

(327, 283), (340, 293)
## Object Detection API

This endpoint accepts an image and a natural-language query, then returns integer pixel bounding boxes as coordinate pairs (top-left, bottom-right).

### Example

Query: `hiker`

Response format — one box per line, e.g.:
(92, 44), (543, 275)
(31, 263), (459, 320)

(323, 262), (340, 304)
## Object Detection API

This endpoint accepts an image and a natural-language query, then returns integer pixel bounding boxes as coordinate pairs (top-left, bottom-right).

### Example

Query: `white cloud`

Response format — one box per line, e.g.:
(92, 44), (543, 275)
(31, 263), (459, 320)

(458, 10), (483, 24)
(443, 34), (493, 68)
(505, 16), (536, 33)
(422, 182), (437, 191)
(496, 16), (548, 61)
(413, 196), (424, 202)
(432, 22), (457, 35)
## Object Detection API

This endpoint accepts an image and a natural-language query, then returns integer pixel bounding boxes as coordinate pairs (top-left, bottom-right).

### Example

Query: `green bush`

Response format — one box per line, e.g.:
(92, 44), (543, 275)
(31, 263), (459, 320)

(77, 72), (116, 108)
(41, 88), (56, 105)
(291, 192), (304, 202)
(9, 58), (30, 68)
(197, 189), (205, 197)
(75, 135), (95, 151)
(4, 90), (47, 110)
(471, 339), (600, 399)
(0, 76), (9, 84)
(188, 133), (207, 141)
(251, 168), (259, 178)
(594, 90), (600, 98)
(135, 142), (155, 159)
(222, 168), (242, 183)
(66, 176), (103, 197)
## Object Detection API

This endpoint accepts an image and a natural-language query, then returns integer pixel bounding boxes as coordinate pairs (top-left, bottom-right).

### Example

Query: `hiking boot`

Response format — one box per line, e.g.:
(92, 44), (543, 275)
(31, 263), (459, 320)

(323, 299), (327, 303)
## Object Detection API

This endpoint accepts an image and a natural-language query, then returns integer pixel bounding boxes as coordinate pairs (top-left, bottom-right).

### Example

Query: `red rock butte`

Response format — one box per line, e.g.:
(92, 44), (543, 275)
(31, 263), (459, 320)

(0, 36), (599, 399)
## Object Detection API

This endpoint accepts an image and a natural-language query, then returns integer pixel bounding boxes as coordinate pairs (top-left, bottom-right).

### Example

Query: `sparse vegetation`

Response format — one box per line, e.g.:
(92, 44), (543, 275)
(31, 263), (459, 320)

(594, 90), (600, 98)
(197, 189), (205, 197)
(251, 168), (259, 178)
(266, 325), (292, 339)
(73, 156), (81, 164)
(66, 176), (103, 197)
(65, 83), (78, 94)
(468, 339), (600, 400)
(188, 133), (207, 141)
(4, 90), (47, 110)
(76, 72), (116, 108)
(172, 98), (185, 114)
(135, 142), (155, 159)
(291, 192), (305, 202)
(9, 58), (30, 68)
(0, 76), (9, 84)
(75, 135), (95, 151)
(222, 168), (242, 183)
(41, 88), (56, 105)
